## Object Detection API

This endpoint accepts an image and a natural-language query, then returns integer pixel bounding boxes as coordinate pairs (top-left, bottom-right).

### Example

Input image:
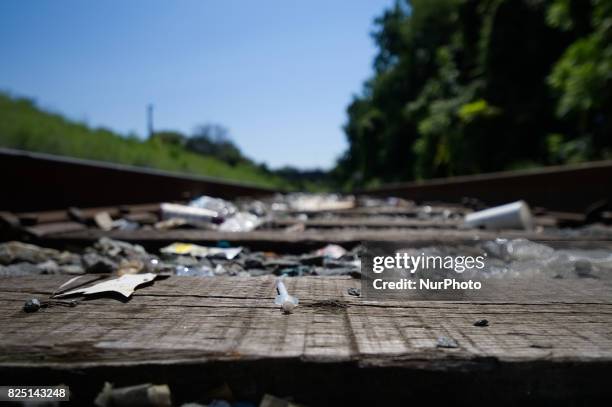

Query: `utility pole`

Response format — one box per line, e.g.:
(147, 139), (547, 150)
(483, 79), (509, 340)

(147, 104), (154, 139)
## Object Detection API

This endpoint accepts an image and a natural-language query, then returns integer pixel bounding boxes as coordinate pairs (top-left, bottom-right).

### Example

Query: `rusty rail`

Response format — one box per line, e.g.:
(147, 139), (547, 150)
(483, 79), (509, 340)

(0, 148), (280, 211)
(359, 160), (612, 212)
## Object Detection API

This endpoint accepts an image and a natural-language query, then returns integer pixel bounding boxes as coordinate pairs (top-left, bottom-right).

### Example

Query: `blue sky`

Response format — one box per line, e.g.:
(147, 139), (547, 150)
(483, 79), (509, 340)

(0, 0), (393, 169)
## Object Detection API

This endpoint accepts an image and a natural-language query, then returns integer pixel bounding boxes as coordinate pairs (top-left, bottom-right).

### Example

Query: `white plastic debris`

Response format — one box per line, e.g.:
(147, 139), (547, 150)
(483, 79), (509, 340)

(160, 243), (242, 259)
(189, 195), (237, 218)
(54, 273), (157, 298)
(219, 212), (262, 232)
(175, 265), (215, 277)
(286, 193), (355, 212)
(275, 278), (299, 314)
(315, 244), (347, 259)
(94, 211), (114, 231)
(464, 200), (533, 230)
(160, 202), (218, 222)
(154, 217), (188, 230)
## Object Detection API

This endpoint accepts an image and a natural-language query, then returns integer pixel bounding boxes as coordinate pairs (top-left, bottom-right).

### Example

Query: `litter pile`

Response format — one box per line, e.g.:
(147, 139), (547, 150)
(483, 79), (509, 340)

(382, 238), (612, 280)
(0, 238), (360, 279)
(2, 193), (612, 281)
(3, 235), (611, 282)
(4, 193), (612, 245)
(2, 193), (612, 406)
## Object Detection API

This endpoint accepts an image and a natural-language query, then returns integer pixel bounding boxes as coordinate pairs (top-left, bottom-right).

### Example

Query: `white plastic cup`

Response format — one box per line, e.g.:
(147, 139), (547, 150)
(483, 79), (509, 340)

(464, 200), (533, 230)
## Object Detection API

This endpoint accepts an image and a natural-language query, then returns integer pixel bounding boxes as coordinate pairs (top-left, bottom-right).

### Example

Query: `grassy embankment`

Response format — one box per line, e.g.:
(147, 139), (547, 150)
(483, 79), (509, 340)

(0, 92), (290, 189)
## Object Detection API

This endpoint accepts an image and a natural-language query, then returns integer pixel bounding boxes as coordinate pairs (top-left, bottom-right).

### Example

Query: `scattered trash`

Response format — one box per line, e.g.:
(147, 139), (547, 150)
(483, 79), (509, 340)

(155, 217), (188, 230)
(23, 296), (78, 312)
(36, 259), (60, 274)
(175, 265), (215, 277)
(464, 200), (533, 230)
(314, 244), (347, 259)
(23, 298), (41, 313)
(286, 193), (355, 212)
(347, 287), (361, 297)
(95, 237), (148, 260)
(161, 243), (242, 259)
(53, 275), (106, 298)
(436, 336), (459, 348)
(219, 212), (262, 232)
(483, 238), (554, 262)
(56, 275), (86, 292)
(189, 195), (237, 218)
(161, 202), (218, 223)
(94, 211), (114, 231)
(3, 192), (612, 406)
(94, 382), (171, 407)
(117, 259), (144, 276)
(479, 238), (612, 279)
(275, 278), (299, 314)
(112, 218), (140, 231)
(54, 273), (158, 298)
(61, 264), (86, 275)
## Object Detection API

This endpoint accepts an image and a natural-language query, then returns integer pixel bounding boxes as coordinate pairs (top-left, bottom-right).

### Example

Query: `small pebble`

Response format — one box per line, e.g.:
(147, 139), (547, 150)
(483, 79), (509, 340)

(474, 319), (489, 327)
(23, 298), (41, 313)
(348, 287), (361, 297)
(436, 336), (459, 348)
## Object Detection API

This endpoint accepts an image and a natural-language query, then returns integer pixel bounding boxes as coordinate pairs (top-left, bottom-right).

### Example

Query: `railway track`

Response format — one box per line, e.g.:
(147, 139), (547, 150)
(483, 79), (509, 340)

(3, 147), (612, 215)
(2, 149), (612, 405)
(359, 159), (612, 213)
(0, 147), (278, 212)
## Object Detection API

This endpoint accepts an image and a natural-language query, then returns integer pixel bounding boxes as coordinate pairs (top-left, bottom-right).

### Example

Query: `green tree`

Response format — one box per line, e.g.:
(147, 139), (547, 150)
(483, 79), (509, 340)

(336, 0), (611, 188)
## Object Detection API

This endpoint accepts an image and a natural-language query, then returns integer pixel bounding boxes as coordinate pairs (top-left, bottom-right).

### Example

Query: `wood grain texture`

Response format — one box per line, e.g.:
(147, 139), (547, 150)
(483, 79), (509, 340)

(1, 275), (611, 368)
(36, 228), (612, 254)
(268, 217), (462, 229)
(2, 275), (612, 405)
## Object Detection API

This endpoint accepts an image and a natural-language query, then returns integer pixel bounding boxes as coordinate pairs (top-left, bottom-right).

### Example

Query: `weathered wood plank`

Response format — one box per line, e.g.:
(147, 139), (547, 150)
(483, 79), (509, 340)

(24, 221), (88, 237)
(14, 203), (163, 225)
(268, 218), (461, 229)
(284, 205), (472, 216)
(36, 228), (612, 252)
(1, 275), (611, 367)
(1, 275), (611, 405)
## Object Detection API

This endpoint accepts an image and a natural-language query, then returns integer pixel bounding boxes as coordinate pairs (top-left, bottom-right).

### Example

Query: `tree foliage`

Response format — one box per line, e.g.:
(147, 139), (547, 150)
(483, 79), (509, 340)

(186, 124), (248, 167)
(335, 0), (612, 187)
